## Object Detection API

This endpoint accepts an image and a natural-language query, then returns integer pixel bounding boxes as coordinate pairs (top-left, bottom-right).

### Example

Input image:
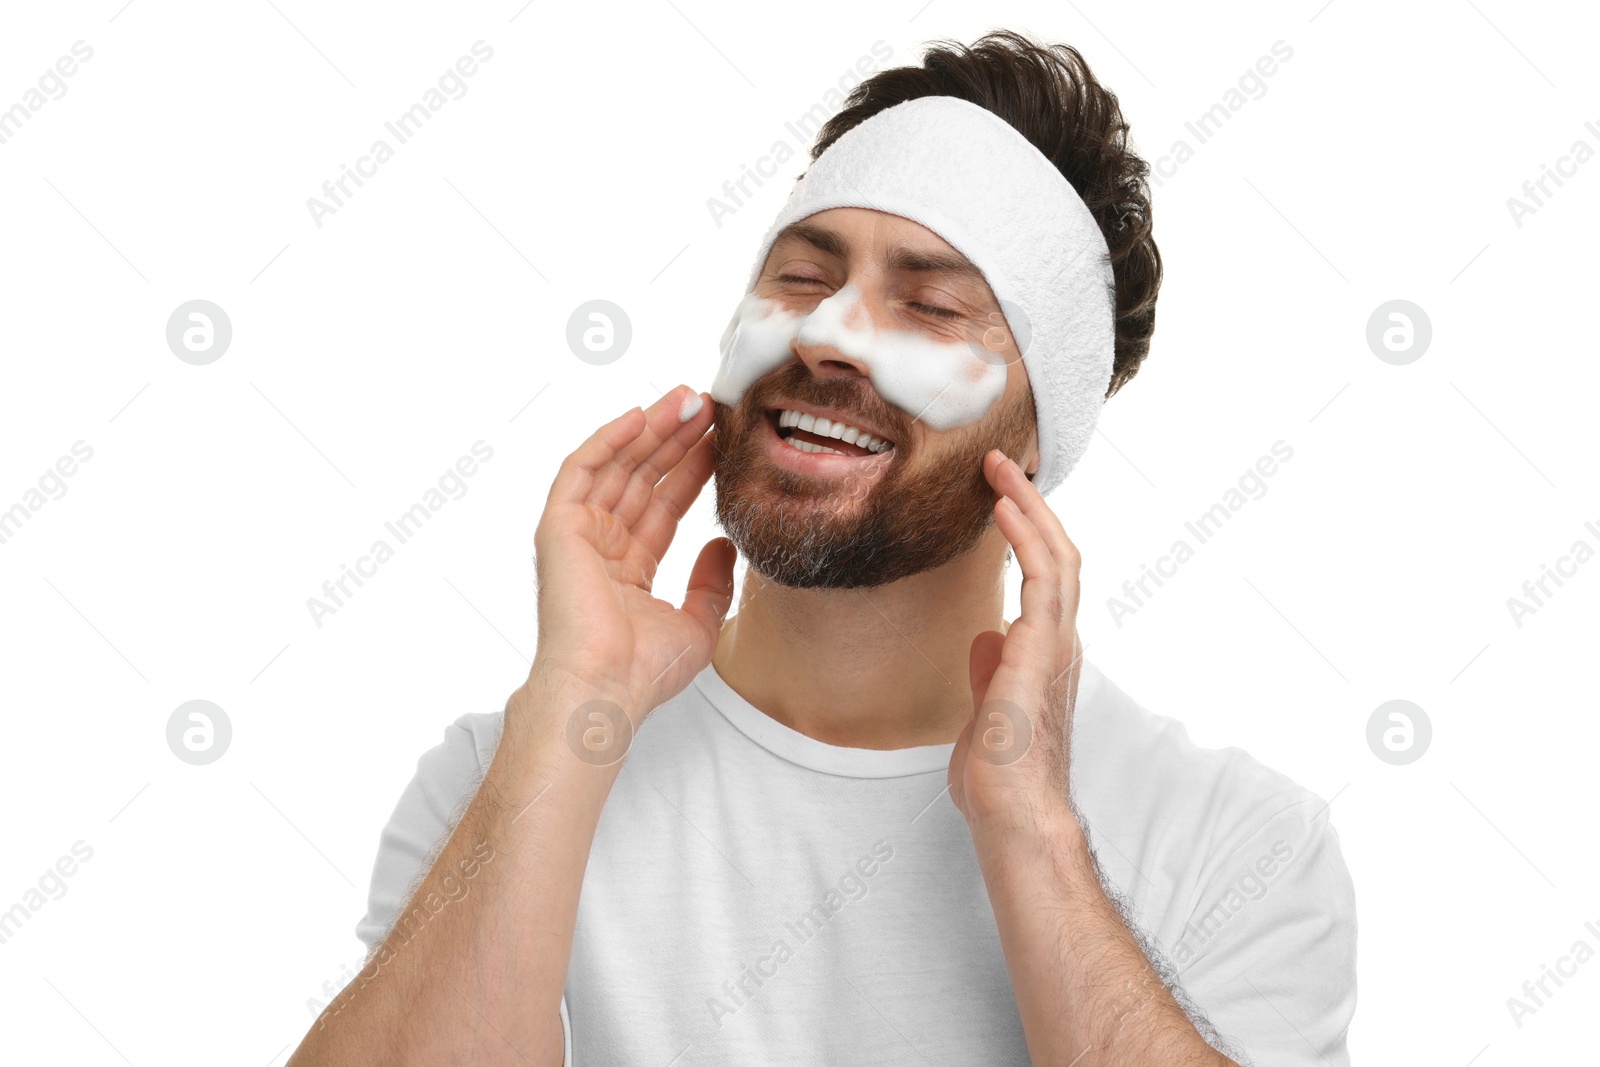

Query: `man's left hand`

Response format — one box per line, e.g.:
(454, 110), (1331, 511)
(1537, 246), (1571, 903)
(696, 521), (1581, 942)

(948, 448), (1085, 836)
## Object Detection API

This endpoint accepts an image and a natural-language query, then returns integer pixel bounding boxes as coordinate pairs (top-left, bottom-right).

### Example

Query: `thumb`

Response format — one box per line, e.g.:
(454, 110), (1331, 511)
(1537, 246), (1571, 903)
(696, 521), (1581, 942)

(681, 537), (737, 635)
(968, 629), (1005, 711)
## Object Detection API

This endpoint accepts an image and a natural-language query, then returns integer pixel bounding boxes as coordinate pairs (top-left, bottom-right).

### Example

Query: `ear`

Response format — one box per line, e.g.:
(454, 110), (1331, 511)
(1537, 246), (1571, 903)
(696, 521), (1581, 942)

(1023, 444), (1041, 478)
(1012, 425), (1041, 481)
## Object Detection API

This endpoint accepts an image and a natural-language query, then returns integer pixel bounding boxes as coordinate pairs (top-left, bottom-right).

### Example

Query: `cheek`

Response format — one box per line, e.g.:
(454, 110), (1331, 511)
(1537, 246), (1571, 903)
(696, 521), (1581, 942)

(711, 293), (801, 407)
(864, 331), (1009, 431)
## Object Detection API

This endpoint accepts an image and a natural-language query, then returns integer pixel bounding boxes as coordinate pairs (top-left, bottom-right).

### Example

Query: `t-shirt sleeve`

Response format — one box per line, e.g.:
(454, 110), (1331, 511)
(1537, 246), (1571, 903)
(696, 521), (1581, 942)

(354, 712), (573, 1067)
(1167, 796), (1358, 1067)
(355, 714), (494, 954)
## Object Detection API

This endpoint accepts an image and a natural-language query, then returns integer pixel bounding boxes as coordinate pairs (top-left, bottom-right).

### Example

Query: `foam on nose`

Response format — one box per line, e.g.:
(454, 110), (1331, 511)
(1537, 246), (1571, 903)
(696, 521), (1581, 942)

(711, 283), (1008, 430)
(795, 283), (876, 361)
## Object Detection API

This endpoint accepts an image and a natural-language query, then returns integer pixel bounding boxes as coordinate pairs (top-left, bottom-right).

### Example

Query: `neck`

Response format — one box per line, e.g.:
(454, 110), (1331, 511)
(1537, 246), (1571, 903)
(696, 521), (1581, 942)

(711, 526), (1010, 749)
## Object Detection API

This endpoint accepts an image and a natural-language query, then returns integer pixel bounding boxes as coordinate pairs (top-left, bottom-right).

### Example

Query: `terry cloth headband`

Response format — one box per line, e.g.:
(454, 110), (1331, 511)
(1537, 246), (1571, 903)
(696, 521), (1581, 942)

(738, 94), (1117, 496)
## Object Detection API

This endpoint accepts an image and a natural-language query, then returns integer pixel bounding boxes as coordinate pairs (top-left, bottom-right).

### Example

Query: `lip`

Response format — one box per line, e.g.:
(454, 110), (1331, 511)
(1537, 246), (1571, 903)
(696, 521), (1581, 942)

(762, 399), (897, 449)
(761, 408), (896, 478)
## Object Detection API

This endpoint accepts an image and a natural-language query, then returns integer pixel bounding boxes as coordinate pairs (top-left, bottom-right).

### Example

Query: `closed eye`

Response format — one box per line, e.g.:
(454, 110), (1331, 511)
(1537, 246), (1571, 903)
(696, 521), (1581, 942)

(778, 275), (961, 321)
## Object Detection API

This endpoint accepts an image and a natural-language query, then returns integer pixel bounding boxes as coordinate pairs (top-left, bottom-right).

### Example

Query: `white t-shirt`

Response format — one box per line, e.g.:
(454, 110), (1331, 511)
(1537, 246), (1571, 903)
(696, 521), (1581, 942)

(356, 657), (1357, 1066)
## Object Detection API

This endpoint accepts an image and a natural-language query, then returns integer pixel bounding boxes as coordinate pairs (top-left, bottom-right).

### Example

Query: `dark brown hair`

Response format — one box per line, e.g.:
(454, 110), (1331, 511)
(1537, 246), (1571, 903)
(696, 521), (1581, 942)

(809, 29), (1160, 399)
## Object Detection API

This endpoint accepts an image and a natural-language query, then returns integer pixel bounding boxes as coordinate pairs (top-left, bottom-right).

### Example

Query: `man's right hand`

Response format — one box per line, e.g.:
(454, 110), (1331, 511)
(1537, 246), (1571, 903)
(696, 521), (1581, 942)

(287, 386), (733, 1067)
(524, 383), (735, 724)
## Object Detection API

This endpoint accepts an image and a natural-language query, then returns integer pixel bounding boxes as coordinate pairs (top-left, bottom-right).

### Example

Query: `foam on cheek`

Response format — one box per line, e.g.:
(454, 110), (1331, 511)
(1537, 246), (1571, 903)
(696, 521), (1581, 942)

(795, 283), (1008, 430)
(711, 284), (1009, 431)
(711, 292), (804, 408)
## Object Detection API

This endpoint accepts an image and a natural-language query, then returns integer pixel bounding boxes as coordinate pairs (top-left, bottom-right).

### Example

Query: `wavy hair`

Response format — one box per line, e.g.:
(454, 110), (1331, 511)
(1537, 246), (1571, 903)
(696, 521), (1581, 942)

(809, 29), (1161, 398)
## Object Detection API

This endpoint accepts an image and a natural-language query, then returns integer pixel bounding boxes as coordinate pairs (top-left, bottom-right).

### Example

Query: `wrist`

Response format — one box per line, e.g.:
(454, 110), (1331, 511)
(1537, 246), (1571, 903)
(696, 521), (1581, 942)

(505, 663), (640, 773)
(482, 675), (627, 837)
(526, 657), (634, 706)
(970, 792), (1087, 870)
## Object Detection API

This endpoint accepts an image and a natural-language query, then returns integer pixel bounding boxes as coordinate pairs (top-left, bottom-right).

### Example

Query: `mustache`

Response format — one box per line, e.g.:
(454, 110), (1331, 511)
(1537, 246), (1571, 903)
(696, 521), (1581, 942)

(741, 363), (911, 442)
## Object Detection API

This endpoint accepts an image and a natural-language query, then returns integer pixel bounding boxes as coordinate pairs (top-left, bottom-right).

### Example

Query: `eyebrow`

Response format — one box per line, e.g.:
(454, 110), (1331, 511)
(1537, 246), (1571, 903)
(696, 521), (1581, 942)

(774, 220), (990, 287)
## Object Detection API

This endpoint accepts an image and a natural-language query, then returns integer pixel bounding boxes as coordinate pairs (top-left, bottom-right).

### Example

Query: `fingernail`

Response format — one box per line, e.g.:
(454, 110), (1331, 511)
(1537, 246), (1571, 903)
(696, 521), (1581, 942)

(678, 390), (704, 422)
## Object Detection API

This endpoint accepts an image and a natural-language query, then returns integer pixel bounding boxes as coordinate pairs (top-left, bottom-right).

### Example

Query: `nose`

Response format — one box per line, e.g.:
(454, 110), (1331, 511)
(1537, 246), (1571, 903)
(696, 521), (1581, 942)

(792, 283), (875, 381)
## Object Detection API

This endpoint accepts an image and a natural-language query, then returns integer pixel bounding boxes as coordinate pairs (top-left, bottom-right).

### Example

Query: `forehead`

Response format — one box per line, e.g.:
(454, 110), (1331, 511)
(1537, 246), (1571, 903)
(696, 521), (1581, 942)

(768, 207), (993, 291)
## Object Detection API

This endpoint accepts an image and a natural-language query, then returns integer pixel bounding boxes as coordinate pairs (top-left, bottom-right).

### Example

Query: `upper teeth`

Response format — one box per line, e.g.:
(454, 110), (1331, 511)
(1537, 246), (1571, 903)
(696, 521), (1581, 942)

(777, 409), (892, 453)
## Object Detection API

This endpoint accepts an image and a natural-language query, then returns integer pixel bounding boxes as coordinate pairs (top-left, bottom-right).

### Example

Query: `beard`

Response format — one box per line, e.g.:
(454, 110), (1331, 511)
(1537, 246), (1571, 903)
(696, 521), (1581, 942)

(711, 361), (1036, 590)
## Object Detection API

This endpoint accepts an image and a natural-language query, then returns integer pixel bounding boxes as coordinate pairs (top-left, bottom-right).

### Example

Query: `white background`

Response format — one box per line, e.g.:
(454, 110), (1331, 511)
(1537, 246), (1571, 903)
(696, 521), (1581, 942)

(1, 0), (1595, 1063)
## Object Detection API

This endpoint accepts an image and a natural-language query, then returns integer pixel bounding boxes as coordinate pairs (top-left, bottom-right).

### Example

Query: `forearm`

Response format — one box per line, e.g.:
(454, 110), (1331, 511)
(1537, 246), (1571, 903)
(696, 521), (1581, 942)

(289, 669), (625, 1066)
(975, 802), (1235, 1067)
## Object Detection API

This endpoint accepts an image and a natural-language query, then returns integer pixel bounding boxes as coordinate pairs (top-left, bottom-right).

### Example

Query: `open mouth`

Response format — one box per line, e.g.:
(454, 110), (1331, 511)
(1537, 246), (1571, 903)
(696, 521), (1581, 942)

(767, 407), (895, 459)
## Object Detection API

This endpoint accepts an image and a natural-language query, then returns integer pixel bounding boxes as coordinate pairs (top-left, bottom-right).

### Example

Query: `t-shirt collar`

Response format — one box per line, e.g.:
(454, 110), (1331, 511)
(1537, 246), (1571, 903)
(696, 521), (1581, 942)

(693, 661), (956, 779)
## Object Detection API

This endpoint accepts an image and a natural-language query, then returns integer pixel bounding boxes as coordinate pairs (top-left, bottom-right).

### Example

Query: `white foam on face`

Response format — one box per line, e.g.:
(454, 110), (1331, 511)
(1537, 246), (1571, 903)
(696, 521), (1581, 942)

(711, 292), (805, 408)
(711, 283), (1008, 431)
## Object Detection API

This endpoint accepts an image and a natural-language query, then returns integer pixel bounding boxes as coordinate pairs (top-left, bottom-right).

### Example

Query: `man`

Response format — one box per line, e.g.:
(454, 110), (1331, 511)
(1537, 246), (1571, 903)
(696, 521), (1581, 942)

(290, 30), (1355, 1067)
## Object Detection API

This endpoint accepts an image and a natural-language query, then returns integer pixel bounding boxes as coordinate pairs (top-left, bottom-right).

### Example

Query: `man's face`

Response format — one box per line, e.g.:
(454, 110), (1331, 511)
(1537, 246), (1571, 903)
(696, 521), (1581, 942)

(712, 207), (1038, 590)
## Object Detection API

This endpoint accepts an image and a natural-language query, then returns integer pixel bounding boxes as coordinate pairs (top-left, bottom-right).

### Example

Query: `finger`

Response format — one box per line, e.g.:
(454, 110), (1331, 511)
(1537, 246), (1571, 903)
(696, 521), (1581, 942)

(611, 390), (716, 526)
(546, 405), (648, 508)
(994, 493), (1066, 633)
(608, 387), (715, 518)
(986, 450), (1084, 625)
(985, 450), (1081, 574)
(679, 536), (737, 638)
(632, 430), (717, 562)
(591, 386), (714, 513)
(968, 629), (1005, 711)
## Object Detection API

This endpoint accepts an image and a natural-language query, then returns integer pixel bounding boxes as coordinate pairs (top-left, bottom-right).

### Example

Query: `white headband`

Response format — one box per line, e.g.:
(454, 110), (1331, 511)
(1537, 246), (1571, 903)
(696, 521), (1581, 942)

(739, 94), (1117, 496)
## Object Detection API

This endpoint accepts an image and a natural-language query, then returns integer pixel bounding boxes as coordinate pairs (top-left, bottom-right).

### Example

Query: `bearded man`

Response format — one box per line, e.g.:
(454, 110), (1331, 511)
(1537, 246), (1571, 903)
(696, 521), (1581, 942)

(291, 29), (1356, 1067)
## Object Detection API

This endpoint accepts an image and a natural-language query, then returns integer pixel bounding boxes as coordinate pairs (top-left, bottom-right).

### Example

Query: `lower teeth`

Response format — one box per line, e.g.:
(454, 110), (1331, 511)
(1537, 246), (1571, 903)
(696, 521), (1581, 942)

(784, 435), (845, 455)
